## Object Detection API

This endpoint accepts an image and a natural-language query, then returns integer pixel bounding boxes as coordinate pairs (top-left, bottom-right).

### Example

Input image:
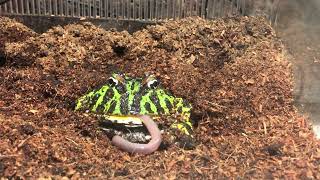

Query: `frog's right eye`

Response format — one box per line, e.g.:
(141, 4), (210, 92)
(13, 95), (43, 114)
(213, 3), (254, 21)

(108, 77), (118, 87)
(147, 79), (159, 89)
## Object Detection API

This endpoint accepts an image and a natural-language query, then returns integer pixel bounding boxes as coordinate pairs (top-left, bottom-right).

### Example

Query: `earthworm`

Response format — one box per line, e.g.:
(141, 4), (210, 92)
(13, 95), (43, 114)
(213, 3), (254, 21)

(111, 115), (162, 154)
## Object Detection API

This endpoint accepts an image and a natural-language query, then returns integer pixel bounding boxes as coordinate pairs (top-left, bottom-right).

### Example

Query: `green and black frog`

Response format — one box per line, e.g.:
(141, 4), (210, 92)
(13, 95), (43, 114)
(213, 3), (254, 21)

(74, 72), (195, 148)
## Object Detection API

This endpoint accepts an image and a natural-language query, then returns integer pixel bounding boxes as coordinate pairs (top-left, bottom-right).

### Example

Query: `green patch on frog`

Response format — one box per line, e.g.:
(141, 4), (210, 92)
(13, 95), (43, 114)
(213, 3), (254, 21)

(74, 73), (195, 148)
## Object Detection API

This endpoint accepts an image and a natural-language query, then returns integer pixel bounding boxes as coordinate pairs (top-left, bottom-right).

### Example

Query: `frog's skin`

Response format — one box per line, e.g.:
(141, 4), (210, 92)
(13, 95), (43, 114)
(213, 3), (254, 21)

(74, 73), (193, 139)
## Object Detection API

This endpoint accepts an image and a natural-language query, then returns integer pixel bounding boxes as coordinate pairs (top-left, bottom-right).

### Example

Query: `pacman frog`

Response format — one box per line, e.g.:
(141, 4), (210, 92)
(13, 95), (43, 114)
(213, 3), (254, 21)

(74, 73), (194, 148)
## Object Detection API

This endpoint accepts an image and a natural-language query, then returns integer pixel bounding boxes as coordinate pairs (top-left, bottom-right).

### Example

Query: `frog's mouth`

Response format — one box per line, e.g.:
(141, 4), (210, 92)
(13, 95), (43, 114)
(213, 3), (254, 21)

(101, 115), (144, 127)
(98, 115), (164, 143)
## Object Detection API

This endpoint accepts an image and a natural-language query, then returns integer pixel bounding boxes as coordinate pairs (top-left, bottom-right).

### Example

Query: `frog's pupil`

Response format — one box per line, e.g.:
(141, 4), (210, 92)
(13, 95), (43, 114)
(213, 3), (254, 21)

(108, 78), (117, 87)
(148, 80), (159, 89)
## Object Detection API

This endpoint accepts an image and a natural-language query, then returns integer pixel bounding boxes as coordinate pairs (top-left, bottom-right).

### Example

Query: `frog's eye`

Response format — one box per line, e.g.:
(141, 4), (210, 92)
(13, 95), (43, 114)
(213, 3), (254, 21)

(147, 79), (159, 89)
(108, 77), (118, 87)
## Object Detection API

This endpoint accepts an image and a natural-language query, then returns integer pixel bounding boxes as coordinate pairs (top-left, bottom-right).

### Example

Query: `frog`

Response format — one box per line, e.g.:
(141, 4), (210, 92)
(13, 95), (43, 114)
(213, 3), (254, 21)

(74, 72), (194, 147)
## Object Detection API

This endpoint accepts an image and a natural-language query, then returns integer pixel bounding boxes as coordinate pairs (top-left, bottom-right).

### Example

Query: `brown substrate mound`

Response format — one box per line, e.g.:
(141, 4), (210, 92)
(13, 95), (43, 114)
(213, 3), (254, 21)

(0, 16), (319, 179)
(0, 17), (37, 65)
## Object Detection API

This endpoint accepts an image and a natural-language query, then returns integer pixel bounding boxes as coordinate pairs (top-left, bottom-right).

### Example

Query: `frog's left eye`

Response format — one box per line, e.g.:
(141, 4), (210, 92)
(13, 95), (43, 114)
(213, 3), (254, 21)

(108, 77), (118, 87)
(147, 79), (159, 89)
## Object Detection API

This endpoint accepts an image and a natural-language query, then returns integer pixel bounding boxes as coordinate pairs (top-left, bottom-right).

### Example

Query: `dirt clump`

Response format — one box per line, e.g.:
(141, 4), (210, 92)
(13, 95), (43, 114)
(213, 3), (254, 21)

(0, 17), (37, 66)
(0, 16), (319, 179)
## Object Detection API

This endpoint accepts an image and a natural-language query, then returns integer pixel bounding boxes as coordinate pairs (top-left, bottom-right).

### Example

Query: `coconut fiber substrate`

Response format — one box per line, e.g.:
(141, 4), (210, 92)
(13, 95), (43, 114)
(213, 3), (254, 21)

(0, 16), (319, 179)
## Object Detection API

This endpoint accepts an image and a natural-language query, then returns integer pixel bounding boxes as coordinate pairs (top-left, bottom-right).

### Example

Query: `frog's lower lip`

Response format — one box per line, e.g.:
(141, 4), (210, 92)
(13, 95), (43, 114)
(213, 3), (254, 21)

(100, 115), (144, 126)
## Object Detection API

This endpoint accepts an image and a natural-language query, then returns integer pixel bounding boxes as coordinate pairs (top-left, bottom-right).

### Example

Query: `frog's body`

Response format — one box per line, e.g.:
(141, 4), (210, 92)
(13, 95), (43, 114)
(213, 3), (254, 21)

(75, 73), (193, 139)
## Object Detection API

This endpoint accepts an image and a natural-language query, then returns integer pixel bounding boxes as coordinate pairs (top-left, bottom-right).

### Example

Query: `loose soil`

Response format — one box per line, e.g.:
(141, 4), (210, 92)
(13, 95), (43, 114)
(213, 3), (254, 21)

(0, 16), (319, 179)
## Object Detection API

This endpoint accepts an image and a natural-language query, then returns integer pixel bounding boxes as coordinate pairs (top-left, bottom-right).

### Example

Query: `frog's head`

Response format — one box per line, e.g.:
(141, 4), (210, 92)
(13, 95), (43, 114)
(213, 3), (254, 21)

(75, 72), (190, 114)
